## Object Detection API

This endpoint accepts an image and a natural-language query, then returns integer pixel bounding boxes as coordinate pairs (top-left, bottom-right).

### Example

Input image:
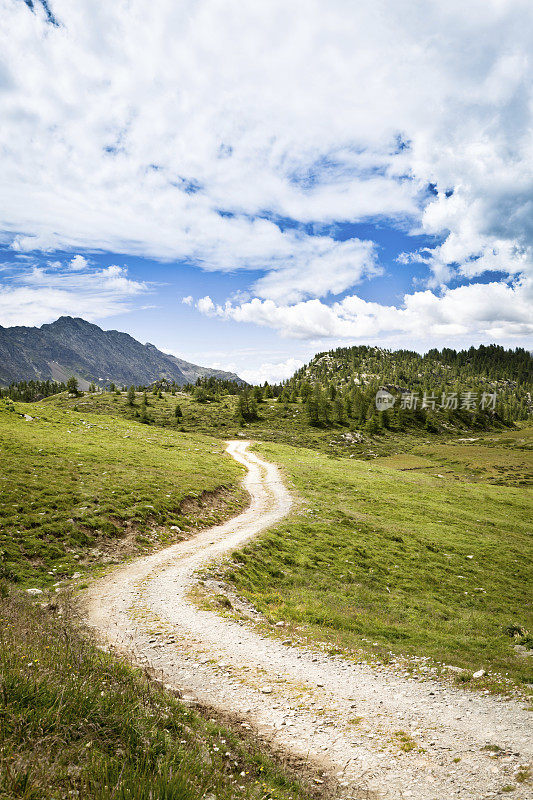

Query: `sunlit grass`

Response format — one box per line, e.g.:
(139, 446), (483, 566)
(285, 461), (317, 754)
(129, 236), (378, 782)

(222, 439), (533, 690)
(0, 402), (245, 587)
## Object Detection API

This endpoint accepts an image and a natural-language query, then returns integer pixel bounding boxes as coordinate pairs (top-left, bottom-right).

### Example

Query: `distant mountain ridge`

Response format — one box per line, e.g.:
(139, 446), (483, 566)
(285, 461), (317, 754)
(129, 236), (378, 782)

(0, 317), (242, 388)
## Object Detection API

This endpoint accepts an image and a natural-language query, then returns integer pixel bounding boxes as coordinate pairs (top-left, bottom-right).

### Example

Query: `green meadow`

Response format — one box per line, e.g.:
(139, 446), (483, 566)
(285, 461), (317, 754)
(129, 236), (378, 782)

(0, 401), (313, 799)
(50, 388), (462, 458)
(0, 400), (245, 587)
(222, 437), (533, 691)
(0, 393), (531, 800)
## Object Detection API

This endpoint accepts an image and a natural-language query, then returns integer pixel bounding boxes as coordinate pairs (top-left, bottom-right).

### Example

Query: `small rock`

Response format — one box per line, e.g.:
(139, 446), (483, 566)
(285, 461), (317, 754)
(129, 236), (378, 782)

(275, 621), (285, 627)
(260, 686), (273, 694)
(473, 669), (485, 679)
(26, 588), (43, 595)
(71, 572), (81, 579)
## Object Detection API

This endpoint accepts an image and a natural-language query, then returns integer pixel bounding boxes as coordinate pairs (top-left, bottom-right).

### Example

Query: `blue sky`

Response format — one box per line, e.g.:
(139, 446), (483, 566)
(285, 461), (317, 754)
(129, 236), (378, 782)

(0, 0), (531, 382)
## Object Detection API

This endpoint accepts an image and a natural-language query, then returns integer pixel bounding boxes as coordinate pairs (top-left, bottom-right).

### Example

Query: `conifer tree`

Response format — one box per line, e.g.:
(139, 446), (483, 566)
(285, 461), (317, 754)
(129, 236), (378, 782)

(66, 376), (79, 396)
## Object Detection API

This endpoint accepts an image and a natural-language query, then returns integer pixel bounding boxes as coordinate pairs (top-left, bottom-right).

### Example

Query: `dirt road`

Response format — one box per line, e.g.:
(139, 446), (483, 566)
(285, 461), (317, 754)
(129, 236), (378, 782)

(84, 441), (532, 799)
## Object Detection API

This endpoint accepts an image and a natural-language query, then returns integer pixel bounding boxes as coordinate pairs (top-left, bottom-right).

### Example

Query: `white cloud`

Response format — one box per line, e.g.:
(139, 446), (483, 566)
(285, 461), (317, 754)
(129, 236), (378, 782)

(181, 295), (193, 305)
(197, 295), (215, 315)
(68, 254), (88, 271)
(239, 358), (305, 385)
(252, 237), (379, 303)
(198, 278), (533, 343)
(0, 0), (531, 303)
(0, 0), (532, 361)
(0, 257), (149, 327)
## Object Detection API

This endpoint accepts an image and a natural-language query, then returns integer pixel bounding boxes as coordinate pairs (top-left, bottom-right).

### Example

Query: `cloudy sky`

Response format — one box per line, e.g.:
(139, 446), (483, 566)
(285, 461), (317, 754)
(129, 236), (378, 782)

(0, 0), (532, 382)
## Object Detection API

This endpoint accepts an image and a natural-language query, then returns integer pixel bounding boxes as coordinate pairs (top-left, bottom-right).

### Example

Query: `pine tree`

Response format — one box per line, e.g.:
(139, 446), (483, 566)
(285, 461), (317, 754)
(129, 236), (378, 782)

(316, 386), (330, 424)
(306, 393), (319, 425)
(66, 376), (79, 395)
(334, 397), (345, 424)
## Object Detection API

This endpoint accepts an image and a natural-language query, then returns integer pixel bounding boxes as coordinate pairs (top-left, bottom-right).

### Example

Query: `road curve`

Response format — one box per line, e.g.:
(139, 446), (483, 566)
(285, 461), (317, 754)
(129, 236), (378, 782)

(83, 441), (532, 800)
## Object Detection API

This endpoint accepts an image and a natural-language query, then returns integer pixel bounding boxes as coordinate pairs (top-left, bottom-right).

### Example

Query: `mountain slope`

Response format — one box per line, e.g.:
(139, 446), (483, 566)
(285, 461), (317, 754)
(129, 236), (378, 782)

(0, 317), (241, 387)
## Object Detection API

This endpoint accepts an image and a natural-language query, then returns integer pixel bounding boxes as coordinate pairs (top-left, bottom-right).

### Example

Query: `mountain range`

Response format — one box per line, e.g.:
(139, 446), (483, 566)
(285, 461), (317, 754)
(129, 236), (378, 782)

(0, 317), (241, 388)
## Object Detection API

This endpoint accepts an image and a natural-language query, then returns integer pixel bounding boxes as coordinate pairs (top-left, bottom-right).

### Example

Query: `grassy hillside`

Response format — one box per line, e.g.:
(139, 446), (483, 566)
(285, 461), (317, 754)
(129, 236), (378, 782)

(47, 388), (370, 454)
(0, 595), (309, 800)
(217, 434), (533, 692)
(44, 387), (513, 461)
(0, 399), (246, 587)
(0, 401), (313, 799)
(1, 392), (531, 800)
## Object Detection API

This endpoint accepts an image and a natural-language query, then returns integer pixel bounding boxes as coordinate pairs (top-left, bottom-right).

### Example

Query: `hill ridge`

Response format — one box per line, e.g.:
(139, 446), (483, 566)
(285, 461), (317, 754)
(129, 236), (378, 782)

(0, 316), (242, 387)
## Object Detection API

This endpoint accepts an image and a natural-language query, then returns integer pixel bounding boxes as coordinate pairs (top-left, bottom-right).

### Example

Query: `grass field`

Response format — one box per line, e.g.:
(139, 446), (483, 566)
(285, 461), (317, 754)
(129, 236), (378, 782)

(0, 401), (313, 799)
(0, 400), (246, 587)
(50, 388), (450, 459)
(385, 428), (532, 485)
(219, 437), (533, 692)
(0, 595), (310, 800)
(1, 394), (531, 800)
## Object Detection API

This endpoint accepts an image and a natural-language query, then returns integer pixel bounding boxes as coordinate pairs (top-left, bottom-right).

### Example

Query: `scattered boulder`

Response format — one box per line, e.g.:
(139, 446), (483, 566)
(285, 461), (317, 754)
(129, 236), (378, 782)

(26, 588), (43, 595)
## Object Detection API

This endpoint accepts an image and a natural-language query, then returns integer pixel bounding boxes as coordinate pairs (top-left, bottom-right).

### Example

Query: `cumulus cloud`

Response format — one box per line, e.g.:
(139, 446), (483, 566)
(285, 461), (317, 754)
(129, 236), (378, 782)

(197, 296), (216, 315)
(252, 237), (378, 303)
(1, 1), (532, 293)
(198, 278), (533, 343)
(1, 0), (532, 345)
(239, 358), (305, 385)
(68, 255), (88, 271)
(0, 257), (149, 327)
(181, 295), (193, 305)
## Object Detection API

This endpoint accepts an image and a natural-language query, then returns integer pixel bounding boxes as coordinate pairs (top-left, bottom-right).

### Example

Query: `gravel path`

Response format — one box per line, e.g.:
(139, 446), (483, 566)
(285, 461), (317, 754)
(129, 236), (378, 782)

(83, 441), (532, 800)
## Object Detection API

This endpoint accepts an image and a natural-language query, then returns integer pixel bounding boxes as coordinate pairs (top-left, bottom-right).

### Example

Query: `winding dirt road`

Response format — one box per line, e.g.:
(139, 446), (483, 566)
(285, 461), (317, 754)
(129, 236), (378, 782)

(84, 441), (532, 800)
